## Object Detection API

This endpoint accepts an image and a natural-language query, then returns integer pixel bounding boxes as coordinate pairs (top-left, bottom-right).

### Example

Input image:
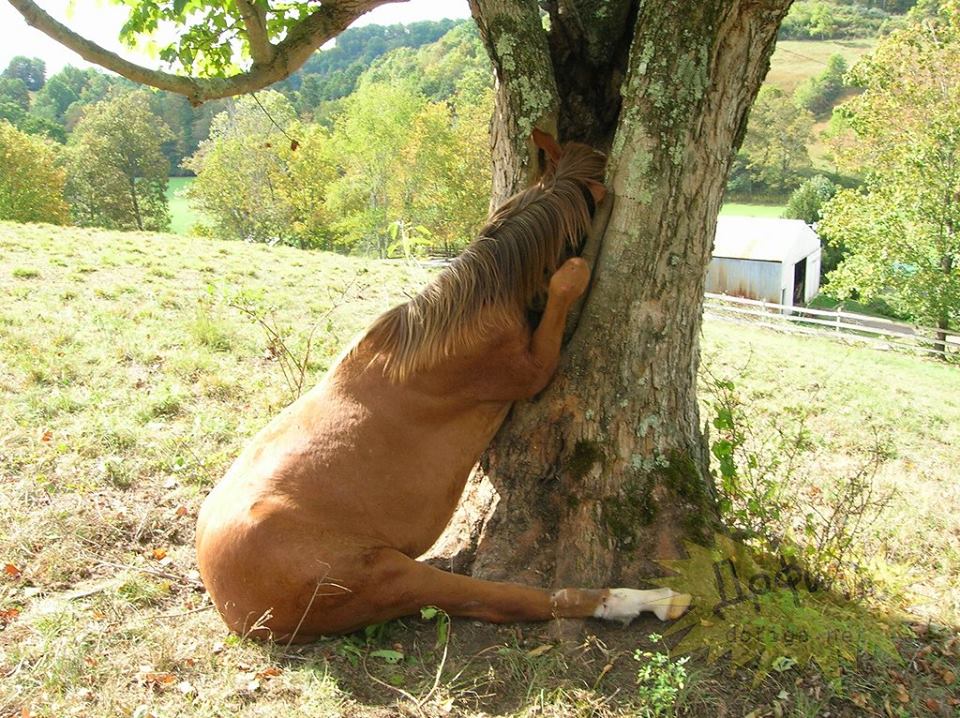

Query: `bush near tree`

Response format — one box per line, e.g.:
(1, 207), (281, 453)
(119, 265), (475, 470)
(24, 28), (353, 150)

(0, 120), (69, 225)
(785, 174), (839, 225)
(794, 54), (849, 116)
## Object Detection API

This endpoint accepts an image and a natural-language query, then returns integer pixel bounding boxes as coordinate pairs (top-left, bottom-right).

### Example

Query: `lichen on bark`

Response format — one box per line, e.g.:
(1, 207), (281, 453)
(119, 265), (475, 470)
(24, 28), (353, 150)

(468, 0), (794, 589)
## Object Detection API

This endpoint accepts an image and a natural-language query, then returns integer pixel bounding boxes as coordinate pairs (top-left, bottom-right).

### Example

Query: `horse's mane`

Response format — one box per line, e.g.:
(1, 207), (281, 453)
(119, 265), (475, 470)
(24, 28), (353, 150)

(361, 142), (606, 382)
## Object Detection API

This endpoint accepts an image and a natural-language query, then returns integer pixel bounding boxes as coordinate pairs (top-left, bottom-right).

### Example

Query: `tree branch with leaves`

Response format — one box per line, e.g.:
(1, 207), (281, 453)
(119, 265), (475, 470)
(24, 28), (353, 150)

(6, 0), (403, 104)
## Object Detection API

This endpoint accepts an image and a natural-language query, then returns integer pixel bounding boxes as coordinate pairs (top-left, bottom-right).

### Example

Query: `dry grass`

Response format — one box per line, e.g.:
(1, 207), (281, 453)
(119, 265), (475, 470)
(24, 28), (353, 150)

(766, 39), (877, 94)
(1, 222), (958, 717)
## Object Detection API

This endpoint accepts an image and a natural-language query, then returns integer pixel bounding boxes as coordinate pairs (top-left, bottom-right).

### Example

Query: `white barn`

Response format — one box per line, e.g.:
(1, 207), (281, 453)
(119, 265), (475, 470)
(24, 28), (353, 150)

(706, 217), (822, 307)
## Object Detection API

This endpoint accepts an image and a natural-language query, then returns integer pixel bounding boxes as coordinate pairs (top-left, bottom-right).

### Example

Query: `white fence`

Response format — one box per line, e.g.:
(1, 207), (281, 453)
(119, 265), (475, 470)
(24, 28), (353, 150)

(703, 292), (960, 360)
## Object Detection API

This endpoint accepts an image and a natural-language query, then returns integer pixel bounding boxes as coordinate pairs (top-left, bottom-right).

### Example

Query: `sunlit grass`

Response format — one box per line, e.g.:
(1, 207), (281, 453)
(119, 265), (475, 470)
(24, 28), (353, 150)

(1, 221), (957, 717)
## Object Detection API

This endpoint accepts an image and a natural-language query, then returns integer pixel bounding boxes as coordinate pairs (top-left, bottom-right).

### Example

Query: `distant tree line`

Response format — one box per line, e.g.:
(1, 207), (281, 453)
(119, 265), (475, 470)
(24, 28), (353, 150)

(0, 19), (469, 175)
(779, 0), (917, 39)
(0, 20), (493, 255)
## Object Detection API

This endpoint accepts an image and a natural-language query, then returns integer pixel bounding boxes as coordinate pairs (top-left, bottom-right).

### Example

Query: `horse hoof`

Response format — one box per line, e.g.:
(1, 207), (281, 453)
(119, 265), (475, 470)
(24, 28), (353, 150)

(653, 590), (691, 622)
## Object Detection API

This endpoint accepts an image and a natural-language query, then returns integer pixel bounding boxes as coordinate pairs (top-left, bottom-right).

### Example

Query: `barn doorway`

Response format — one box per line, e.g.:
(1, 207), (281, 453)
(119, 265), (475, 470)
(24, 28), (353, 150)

(793, 258), (807, 305)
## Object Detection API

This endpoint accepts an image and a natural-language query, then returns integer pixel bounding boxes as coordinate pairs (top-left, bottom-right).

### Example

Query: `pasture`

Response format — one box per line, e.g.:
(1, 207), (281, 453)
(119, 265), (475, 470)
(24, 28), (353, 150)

(1, 222), (958, 717)
(165, 178), (205, 236)
(718, 203), (786, 218)
(765, 39), (876, 94)
(164, 177), (789, 237)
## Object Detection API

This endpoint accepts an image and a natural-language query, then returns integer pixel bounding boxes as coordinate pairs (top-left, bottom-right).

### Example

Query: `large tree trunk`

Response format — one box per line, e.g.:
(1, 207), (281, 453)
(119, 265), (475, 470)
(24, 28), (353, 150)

(467, 0), (793, 588)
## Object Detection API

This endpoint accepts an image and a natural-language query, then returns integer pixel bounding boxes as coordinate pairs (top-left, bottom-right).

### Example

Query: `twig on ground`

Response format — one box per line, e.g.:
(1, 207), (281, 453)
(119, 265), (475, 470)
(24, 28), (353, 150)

(92, 557), (203, 587)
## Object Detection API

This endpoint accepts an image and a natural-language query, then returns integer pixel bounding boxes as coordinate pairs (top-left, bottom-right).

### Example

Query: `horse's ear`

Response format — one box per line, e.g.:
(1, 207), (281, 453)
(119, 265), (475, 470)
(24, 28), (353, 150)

(532, 128), (563, 163)
(585, 179), (607, 204)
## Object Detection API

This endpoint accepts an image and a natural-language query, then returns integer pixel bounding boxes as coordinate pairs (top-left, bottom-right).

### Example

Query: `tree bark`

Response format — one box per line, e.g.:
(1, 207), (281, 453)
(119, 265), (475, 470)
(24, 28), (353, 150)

(469, 0), (793, 589)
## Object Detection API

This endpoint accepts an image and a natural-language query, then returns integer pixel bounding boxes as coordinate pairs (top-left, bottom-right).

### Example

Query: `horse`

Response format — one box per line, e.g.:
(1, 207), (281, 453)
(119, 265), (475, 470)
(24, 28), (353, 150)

(195, 130), (691, 642)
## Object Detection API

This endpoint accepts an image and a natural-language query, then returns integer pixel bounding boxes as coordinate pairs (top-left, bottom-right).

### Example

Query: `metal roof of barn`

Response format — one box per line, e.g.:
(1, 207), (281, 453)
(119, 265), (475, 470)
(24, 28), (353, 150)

(714, 217), (820, 264)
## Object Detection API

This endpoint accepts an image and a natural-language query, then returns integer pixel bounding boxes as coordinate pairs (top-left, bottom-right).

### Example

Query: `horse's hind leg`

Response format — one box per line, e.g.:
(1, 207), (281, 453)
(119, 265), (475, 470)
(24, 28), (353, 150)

(332, 547), (691, 628)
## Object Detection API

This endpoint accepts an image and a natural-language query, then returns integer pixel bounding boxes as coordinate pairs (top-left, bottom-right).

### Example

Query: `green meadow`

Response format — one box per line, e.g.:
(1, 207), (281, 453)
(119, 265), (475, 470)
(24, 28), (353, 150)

(1, 221), (957, 717)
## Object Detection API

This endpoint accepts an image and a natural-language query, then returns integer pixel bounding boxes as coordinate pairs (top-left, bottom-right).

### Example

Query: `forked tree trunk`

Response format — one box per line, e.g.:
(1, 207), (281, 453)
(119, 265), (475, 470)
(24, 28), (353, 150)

(467, 0), (793, 588)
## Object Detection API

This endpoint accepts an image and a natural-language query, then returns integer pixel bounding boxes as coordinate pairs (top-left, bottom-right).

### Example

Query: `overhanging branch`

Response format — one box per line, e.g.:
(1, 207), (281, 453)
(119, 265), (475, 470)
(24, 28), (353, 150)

(236, 0), (275, 66)
(6, 0), (404, 104)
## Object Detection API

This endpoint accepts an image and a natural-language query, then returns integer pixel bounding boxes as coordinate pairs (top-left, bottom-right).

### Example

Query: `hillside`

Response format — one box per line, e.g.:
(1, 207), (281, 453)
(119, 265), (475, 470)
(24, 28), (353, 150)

(2, 222), (958, 717)
(766, 38), (876, 94)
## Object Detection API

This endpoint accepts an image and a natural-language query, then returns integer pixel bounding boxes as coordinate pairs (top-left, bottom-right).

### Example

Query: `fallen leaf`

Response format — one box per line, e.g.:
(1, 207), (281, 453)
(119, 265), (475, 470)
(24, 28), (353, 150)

(526, 644), (554, 658)
(40, 430), (52, 442)
(851, 692), (869, 708)
(923, 698), (941, 713)
(256, 666), (282, 679)
(4, 563), (21, 578)
(151, 548), (167, 561)
(895, 684), (910, 703)
(941, 669), (955, 685)
(175, 506), (188, 518)
(137, 666), (176, 688)
(1, 607), (21, 624)
(20, 708), (30, 718)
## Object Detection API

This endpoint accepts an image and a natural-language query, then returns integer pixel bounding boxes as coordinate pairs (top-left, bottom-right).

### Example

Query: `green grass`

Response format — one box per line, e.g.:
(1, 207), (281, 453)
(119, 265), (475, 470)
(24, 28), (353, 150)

(808, 291), (909, 322)
(719, 202), (786, 218)
(166, 176), (204, 236)
(1, 221), (958, 718)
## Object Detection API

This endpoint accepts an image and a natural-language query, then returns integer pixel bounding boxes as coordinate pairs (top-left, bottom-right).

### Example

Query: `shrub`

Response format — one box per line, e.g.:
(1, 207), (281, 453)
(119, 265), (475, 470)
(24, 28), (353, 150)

(784, 174), (838, 225)
(704, 374), (894, 592)
(0, 121), (69, 225)
(794, 54), (849, 116)
(634, 634), (689, 718)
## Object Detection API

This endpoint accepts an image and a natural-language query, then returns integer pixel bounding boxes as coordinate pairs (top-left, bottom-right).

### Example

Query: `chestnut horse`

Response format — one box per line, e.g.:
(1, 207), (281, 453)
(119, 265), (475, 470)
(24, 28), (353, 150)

(195, 131), (690, 641)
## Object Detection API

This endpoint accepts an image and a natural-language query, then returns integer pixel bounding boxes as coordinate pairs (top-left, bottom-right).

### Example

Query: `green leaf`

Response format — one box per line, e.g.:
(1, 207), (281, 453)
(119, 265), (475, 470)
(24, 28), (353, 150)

(369, 649), (404, 664)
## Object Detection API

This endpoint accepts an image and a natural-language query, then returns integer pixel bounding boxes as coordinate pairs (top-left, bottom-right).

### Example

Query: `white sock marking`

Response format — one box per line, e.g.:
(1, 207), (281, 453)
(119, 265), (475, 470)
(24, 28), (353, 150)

(593, 588), (690, 624)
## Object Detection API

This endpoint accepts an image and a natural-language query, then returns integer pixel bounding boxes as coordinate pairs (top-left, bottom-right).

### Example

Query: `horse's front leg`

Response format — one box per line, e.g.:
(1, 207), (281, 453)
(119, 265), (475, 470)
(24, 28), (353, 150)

(524, 257), (591, 395)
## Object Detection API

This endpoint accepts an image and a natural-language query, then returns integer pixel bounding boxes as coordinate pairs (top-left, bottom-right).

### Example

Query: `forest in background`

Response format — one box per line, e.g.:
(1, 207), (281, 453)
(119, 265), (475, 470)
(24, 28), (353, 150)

(5, 0), (954, 320)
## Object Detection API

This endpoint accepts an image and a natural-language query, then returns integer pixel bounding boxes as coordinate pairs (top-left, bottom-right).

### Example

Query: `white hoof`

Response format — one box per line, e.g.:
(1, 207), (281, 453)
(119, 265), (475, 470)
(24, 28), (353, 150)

(650, 589), (691, 621)
(593, 588), (691, 625)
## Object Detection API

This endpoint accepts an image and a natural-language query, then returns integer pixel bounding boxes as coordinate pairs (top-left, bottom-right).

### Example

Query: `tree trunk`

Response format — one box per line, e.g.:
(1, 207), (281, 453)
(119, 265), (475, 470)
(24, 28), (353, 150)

(129, 176), (144, 232)
(937, 252), (954, 359)
(468, 0), (793, 589)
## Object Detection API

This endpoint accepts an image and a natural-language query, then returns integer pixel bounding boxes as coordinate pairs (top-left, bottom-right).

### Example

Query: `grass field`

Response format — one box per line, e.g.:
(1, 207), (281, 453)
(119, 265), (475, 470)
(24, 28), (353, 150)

(166, 177), (204, 236)
(766, 39), (877, 94)
(2, 222), (958, 718)
(719, 203), (786, 218)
